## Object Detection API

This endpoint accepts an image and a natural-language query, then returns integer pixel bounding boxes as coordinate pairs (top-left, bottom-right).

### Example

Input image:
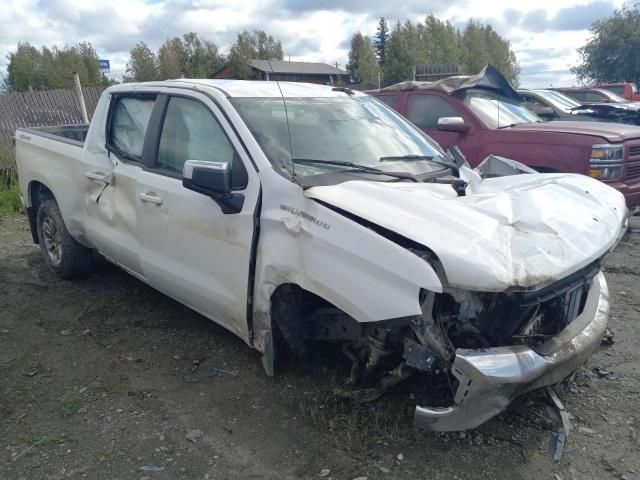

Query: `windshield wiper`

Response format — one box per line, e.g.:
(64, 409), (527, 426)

(496, 123), (519, 129)
(380, 154), (458, 172)
(292, 158), (418, 182)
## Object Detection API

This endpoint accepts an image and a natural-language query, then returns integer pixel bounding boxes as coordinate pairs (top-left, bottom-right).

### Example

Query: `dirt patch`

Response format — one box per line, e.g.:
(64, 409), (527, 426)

(1, 212), (639, 480)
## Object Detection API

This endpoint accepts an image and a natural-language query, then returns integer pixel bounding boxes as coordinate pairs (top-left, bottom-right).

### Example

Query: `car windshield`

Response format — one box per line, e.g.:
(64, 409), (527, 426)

(460, 90), (541, 129)
(532, 90), (582, 112)
(230, 95), (446, 181)
(599, 89), (627, 102)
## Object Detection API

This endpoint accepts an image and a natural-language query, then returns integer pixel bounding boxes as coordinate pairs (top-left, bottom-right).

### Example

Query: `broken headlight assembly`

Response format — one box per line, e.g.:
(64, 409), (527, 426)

(588, 144), (624, 180)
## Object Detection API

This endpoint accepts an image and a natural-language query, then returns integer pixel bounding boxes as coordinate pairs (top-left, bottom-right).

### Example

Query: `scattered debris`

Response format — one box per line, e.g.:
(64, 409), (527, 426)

(352, 477), (368, 480)
(379, 466), (390, 473)
(396, 453), (404, 461)
(211, 367), (238, 377)
(319, 468), (331, 477)
(577, 426), (595, 435)
(185, 429), (203, 443)
(601, 328), (615, 346)
(593, 367), (615, 379)
(12, 436), (48, 461)
(546, 387), (571, 461)
(140, 465), (164, 472)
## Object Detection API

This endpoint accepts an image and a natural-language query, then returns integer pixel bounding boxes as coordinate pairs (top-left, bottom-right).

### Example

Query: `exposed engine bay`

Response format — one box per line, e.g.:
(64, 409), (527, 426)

(272, 256), (602, 407)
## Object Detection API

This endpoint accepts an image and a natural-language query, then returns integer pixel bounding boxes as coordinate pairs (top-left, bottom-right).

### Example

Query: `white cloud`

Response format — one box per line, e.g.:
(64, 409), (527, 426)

(0, 0), (629, 86)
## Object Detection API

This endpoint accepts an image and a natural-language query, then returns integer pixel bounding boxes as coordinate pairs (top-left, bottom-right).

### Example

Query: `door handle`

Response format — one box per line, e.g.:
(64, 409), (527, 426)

(138, 192), (163, 205)
(86, 171), (112, 183)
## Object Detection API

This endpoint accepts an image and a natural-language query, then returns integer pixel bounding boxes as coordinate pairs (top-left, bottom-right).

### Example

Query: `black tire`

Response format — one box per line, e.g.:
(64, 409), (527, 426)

(36, 199), (92, 279)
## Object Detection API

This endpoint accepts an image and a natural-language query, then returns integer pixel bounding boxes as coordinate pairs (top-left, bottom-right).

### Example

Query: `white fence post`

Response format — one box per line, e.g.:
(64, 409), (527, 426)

(73, 72), (89, 124)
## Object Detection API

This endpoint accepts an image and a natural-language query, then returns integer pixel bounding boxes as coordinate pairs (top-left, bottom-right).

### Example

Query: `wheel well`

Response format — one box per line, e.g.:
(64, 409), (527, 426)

(26, 181), (55, 244)
(29, 181), (55, 210)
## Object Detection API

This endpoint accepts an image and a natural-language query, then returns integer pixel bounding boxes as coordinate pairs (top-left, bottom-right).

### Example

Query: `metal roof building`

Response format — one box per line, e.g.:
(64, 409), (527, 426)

(211, 59), (349, 85)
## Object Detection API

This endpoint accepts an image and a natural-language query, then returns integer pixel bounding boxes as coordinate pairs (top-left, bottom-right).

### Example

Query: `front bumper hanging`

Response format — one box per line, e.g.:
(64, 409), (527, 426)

(415, 272), (609, 431)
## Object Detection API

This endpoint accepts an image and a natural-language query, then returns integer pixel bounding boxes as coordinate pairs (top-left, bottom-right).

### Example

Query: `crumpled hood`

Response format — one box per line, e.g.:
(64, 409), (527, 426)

(305, 174), (627, 292)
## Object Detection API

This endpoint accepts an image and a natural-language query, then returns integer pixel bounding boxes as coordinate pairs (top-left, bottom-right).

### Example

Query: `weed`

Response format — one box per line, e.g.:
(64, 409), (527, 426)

(24, 354), (43, 372)
(22, 424), (48, 445)
(59, 393), (81, 417)
(105, 380), (126, 396)
(295, 386), (418, 451)
(0, 179), (20, 214)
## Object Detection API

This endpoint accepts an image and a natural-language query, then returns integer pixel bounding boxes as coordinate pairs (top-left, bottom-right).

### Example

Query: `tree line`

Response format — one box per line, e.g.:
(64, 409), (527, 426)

(3, 42), (111, 92)
(347, 16), (520, 87)
(125, 30), (282, 82)
(5, 5), (636, 93)
(2, 30), (283, 92)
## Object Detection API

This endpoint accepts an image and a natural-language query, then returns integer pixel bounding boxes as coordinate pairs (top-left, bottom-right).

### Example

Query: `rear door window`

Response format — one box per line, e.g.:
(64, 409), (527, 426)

(109, 96), (156, 162)
(406, 94), (459, 129)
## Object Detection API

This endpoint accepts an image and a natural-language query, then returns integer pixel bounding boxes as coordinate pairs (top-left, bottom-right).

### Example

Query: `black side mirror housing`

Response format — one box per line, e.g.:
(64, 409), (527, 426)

(182, 160), (243, 214)
(536, 107), (558, 119)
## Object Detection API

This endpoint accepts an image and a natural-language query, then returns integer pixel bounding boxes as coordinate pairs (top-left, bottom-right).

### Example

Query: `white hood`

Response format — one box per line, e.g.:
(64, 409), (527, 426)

(305, 173), (627, 292)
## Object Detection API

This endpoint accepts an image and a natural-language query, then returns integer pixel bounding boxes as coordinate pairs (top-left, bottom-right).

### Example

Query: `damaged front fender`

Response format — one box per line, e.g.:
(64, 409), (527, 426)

(251, 186), (443, 373)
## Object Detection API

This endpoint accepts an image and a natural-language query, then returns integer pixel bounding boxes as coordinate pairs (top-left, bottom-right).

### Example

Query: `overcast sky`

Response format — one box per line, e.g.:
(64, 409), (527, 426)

(0, 0), (626, 87)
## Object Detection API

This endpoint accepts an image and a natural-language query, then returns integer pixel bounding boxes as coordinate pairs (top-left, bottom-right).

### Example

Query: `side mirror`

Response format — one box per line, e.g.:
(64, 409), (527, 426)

(183, 160), (231, 197)
(437, 117), (470, 133)
(182, 160), (244, 214)
(535, 106), (557, 119)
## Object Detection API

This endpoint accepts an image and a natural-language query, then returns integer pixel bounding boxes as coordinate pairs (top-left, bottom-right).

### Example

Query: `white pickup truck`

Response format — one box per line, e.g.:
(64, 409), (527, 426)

(16, 80), (628, 431)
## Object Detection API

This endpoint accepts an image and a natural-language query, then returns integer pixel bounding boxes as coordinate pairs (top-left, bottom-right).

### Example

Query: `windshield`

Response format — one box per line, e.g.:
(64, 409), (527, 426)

(599, 89), (627, 102)
(230, 95), (446, 180)
(532, 90), (582, 112)
(460, 90), (541, 129)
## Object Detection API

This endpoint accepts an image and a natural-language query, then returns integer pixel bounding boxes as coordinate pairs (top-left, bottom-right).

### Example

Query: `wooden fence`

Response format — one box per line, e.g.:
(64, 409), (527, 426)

(0, 86), (105, 170)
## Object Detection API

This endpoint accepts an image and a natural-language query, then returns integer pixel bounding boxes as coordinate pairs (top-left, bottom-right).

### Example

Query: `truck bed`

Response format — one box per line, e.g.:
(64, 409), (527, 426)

(19, 124), (89, 147)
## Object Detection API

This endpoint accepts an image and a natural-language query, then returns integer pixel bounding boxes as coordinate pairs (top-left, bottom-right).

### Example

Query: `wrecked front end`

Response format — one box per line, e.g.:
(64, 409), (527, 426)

(300, 159), (628, 432)
(314, 256), (611, 432)
(413, 262), (609, 431)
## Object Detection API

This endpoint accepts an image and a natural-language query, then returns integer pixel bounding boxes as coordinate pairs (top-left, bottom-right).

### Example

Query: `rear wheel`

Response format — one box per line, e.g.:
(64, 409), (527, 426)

(37, 199), (92, 279)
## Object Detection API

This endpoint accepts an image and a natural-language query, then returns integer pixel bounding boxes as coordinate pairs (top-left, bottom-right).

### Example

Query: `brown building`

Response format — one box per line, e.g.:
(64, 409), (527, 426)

(211, 59), (349, 85)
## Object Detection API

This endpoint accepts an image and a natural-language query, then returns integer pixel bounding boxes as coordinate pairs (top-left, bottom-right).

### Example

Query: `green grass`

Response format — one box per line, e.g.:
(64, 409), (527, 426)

(0, 169), (20, 214)
(59, 393), (81, 417)
(22, 424), (48, 445)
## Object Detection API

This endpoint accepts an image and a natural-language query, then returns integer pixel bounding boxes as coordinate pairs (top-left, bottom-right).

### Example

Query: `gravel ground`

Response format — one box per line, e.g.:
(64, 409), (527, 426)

(1, 212), (639, 480)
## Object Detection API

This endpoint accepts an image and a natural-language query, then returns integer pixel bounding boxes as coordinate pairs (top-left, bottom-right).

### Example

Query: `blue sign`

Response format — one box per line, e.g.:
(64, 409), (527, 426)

(98, 59), (110, 72)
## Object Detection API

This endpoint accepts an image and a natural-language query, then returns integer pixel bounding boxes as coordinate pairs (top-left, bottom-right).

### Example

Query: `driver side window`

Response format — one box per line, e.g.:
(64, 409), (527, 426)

(156, 96), (248, 189)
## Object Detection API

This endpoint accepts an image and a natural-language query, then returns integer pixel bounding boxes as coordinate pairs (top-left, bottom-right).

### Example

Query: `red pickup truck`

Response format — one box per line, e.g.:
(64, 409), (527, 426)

(596, 83), (640, 102)
(370, 66), (640, 207)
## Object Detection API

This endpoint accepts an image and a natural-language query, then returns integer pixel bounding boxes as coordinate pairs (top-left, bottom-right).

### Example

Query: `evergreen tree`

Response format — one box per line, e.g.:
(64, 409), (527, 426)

(373, 17), (390, 66)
